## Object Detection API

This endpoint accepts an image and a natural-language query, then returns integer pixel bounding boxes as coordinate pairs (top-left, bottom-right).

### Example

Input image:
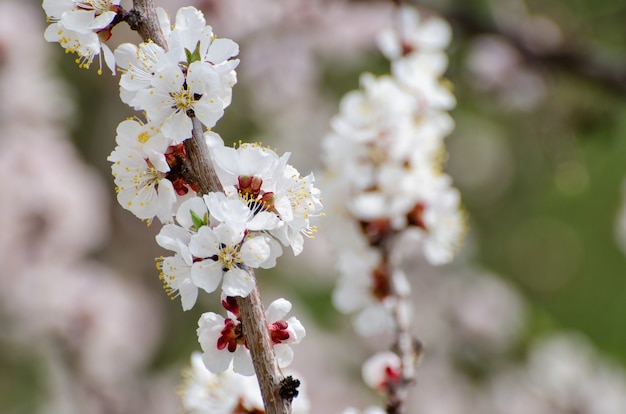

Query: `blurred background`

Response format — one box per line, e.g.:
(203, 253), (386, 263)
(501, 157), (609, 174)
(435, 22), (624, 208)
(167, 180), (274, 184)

(1, 0), (626, 413)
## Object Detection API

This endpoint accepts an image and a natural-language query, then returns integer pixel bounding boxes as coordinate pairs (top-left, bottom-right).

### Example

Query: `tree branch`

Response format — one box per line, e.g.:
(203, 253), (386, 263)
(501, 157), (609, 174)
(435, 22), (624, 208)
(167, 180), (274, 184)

(238, 282), (293, 414)
(131, 0), (167, 49)
(129, 2), (291, 413)
(183, 118), (223, 194)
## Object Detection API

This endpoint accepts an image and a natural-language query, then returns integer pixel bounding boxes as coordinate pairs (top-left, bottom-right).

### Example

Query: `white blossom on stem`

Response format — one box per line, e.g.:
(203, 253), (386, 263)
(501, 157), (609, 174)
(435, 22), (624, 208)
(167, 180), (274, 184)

(189, 221), (273, 297)
(132, 61), (224, 143)
(115, 41), (166, 105)
(361, 351), (402, 393)
(155, 223), (197, 310)
(42, 0), (119, 73)
(156, 193), (283, 299)
(108, 119), (176, 223)
(332, 249), (396, 337)
(108, 119), (200, 224)
(197, 296), (305, 375)
(213, 143), (323, 255)
(162, 6), (240, 105)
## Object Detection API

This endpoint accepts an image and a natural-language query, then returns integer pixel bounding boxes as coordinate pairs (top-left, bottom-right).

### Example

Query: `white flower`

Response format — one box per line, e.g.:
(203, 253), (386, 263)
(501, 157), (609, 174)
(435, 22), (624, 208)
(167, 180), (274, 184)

(391, 56), (456, 110)
(164, 6), (240, 105)
(197, 311), (254, 375)
(156, 224), (198, 310)
(361, 351), (402, 392)
(132, 61), (224, 142)
(377, 5), (452, 60)
(156, 193), (283, 299)
(265, 298), (306, 368)
(107, 120), (178, 223)
(204, 192), (282, 233)
(115, 41), (166, 105)
(214, 143), (323, 255)
(399, 173), (465, 265)
(271, 167), (323, 256)
(196, 297), (305, 376)
(115, 7), (239, 110)
(332, 249), (396, 336)
(43, 0), (120, 34)
(42, 0), (119, 73)
(189, 221), (273, 297)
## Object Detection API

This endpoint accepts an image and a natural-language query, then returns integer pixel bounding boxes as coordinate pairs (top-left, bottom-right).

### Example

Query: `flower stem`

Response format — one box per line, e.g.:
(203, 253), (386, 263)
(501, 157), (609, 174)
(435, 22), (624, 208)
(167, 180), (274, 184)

(383, 243), (422, 414)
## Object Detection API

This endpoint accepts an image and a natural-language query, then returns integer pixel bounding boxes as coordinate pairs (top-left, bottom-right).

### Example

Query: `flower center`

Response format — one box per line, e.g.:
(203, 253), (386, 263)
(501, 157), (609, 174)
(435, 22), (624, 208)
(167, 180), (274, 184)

(218, 245), (241, 270)
(268, 320), (291, 344)
(137, 131), (151, 144)
(217, 318), (245, 352)
(171, 88), (194, 112)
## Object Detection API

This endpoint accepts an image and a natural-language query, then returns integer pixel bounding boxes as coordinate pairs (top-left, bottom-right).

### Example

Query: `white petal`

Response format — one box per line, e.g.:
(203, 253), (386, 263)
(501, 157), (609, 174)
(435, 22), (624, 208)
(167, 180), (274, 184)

(191, 260), (223, 294)
(155, 223), (191, 252)
(239, 237), (270, 268)
(201, 349), (232, 374)
(176, 196), (209, 230)
(274, 344), (294, 368)
(174, 6), (207, 31)
(179, 278), (199, 311)
(101, 43), (116, 75)
(206, 38), (239, 64)
(265, 298), (291, 322)
(221, 267), (255, 297)
(232, 347), (255, 376)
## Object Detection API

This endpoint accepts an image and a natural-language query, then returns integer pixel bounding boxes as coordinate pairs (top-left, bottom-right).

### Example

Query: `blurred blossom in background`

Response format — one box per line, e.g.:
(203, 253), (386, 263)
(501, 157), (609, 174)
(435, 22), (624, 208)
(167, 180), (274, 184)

(2, 0), (626, 413)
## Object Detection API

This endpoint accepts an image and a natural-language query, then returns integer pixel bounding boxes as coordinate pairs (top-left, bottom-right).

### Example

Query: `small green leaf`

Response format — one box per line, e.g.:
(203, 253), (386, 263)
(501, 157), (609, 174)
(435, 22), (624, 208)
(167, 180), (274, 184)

(190, 209), (208, 230)
(185, 41), (202, 65)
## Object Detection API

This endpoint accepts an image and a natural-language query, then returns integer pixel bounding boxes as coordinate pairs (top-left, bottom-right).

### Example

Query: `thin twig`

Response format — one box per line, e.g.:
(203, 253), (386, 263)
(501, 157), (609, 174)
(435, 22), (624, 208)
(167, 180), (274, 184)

(383, 244), (422, 414)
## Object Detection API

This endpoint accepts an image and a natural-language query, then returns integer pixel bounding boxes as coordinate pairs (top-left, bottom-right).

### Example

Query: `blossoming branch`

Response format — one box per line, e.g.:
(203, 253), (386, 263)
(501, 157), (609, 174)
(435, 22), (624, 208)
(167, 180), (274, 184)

(42, 1), (323, 413)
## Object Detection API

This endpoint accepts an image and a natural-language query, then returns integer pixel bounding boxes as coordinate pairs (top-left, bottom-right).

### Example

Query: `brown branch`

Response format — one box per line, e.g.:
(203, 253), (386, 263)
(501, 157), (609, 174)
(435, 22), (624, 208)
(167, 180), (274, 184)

(238, 283), (293, 414)
(183, 118), (223, 194)
(130, 0), (167, 49)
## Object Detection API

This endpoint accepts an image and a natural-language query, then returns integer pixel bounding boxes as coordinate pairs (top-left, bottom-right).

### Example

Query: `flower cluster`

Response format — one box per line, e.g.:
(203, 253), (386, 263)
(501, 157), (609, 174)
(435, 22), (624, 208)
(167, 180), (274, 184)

(196, 295), (305, 376)
(107, 6), (241, 224)
(43, 2), (322, 400)
(321, 5), (464, 337)
(154, 141), (322, 307)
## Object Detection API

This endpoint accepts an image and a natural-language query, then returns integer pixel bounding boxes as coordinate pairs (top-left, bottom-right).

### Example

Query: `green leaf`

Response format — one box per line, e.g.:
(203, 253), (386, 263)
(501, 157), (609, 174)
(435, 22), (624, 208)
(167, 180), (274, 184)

(190, 209), (208, 230)
(185, 41), (202, 65)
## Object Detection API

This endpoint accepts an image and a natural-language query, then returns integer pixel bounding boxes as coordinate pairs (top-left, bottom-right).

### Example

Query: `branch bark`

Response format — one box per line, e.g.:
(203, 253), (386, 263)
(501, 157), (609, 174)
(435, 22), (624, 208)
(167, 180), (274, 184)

(238, 283), (293, 414)
(130, 0), (167, 49)
(129, 2), (291, 413)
